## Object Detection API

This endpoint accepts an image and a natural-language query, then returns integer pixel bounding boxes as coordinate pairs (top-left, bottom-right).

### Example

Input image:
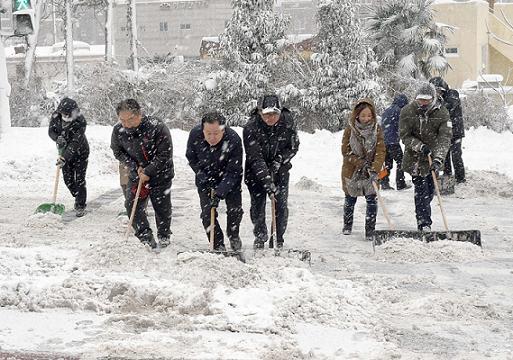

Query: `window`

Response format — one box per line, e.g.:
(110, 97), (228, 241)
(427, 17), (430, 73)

(180, 23), (191, 30)
(160, 22), (168, 32)
(445, 47), (458, 57)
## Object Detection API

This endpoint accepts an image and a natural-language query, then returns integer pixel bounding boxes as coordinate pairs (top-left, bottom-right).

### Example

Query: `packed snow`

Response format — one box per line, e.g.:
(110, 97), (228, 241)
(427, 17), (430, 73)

(0, 125), (512, 359)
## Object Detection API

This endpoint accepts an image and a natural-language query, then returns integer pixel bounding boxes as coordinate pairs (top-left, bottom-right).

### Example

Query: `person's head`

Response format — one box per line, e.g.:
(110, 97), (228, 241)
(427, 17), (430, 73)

(415, 83), (437, 113)
(259, 94), (281, 126)
(202, 111), (226, 146)
(429, 76), (449, 97)
(116, 99), (142, 129)
(351, 99), (376, 126)
(57, 97), (78, 123)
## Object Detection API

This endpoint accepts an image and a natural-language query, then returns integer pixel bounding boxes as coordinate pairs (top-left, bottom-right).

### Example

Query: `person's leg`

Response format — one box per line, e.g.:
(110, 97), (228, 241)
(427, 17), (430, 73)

(452, 139), (466, 183)
(126, 180), (155, 247)
(74, 154), (88, 212)
(248, 186), (268, 247)
(412, 175), (433, 230)
(392, 145), (407, 189)
(61, 159), (77, 200)
(150, 181), (172, 247)
(443, 144), (453, 176)
(343, 194), (357, 234)
(119, 163), (129, 201)
(381, 145), (394, 189)
(198, 187), (225, 250)
(275, 172), (290, 246)
(225, 188), (243, 251)
(365, 194), (377, 239)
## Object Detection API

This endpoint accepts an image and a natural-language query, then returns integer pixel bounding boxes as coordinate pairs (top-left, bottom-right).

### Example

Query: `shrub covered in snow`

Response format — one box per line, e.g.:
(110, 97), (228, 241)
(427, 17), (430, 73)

(461, 92), (512, 132)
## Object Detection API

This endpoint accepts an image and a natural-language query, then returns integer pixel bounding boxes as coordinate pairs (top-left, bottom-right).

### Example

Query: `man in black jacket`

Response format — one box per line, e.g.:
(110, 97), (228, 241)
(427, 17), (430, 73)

(429, 77), (466, 183)
(243, 95), (300, 249)
(111, 99), (174, 249)
(48, 97), (89, 217)
(186, 112), (243, 251)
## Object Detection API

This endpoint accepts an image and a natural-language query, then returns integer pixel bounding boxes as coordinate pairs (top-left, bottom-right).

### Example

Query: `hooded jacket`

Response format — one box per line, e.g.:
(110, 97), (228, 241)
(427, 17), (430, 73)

(399, 100), (452, 177)
(48, 98), (89, 160)
(381, 94), (408, 145)
(341, 98), (385, 196)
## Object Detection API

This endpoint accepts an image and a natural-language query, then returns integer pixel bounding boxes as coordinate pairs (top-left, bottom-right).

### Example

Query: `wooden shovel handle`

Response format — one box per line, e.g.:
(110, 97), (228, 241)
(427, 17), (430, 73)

(428, 154), (450, 232)
(126, 178), (143, 240)
(52, 166), (61, 204)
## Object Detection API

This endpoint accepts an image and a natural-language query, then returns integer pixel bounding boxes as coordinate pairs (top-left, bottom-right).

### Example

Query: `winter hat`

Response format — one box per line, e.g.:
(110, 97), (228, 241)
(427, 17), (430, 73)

(57, 97), (78, 115)
(429, 77), (449, 92)
(415, 83), (436, 100)
(261, 95), (281, 115)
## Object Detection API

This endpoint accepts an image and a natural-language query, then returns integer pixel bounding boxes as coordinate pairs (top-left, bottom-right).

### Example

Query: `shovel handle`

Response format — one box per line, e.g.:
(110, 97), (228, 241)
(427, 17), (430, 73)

(52, 166), (61, 204)
(126, 178), (143, 240)
(428, 154), (450, 232)
(270, 195), (276, 248)
(209, 189), (215, 251)
(372, 180), (394, 230)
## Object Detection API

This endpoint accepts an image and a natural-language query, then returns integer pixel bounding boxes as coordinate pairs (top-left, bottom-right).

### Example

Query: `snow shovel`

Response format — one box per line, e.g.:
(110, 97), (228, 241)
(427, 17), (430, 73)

(35, 165), (65, 215)
(125, 177), (143, 241)
(178, 189), (245, 262)
(372, 155), (481, 247)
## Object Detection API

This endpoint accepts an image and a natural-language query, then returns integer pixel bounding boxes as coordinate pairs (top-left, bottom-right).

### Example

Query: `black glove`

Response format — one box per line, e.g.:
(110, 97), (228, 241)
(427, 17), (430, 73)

(270, 160), (281, 175)
(210, 194), (220, 208)
(56, 135), (66, 148)
(267, 183), (277, 200)
(56, 156), (66, 167)
(420, 144), (431, 155)
(430, 159), (443, 172)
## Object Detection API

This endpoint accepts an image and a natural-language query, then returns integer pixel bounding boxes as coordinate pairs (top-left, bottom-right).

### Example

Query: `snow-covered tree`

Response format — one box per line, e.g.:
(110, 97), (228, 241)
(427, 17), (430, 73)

(368, 0), (450, 83)
(199, 0), (289, 123)
(300, 0), (382, 130)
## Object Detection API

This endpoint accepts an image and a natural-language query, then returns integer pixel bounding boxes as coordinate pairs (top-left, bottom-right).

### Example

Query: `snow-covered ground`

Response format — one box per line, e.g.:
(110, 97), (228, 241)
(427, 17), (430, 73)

(0, 126), (512, 359)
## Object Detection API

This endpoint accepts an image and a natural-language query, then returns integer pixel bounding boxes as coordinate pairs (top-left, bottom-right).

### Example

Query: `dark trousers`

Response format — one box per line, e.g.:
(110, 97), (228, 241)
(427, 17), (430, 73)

(343, 194), (377, 235)
(412, 175), (435, 229)
(198, 187), (243, 250)
(444, 139), (465, 182)
(248, 172), (289, 244)
(62, 153), (88, 209)
(383, 144), (406, 188)
(125, 180), (172, 243)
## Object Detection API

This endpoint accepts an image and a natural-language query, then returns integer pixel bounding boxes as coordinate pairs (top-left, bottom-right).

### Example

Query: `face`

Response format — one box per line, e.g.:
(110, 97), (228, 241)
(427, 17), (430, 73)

(60, 112), (72, 122)
(261, 112), (280, 126)
(203, 121), (225, 146)
(118, 110), (142, 129)
(416, 98), (433, 107)
(357, 107), (374, 125)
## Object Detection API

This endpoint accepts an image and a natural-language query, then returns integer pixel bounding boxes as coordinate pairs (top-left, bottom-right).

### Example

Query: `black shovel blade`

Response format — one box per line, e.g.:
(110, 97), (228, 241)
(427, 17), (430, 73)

(177, 250), (246, 263)
(373, 229), (482, 247)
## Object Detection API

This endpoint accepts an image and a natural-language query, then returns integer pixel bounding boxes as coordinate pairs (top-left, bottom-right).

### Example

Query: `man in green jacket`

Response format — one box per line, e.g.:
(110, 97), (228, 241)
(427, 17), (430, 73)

(399, 83), (452, 231)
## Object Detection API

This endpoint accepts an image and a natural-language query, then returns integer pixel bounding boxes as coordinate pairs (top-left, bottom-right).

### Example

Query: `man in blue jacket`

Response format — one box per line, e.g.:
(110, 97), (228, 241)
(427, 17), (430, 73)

(186, 112), (243, 251)
(380, 94), (410, 190)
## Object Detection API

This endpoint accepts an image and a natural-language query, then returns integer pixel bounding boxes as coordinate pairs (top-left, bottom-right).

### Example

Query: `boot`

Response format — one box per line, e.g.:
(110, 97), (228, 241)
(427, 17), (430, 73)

(253, 238), (265, 249)
(380, 177), (394, 190)
(343, 201), (354, 235)
(229, 236), (242, 251)
(365, 200), (377, 242)
(158, 236), (170, 248)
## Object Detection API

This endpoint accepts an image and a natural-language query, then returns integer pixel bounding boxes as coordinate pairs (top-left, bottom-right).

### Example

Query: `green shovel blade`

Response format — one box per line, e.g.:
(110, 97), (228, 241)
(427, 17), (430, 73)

(35, 203), (66, 215)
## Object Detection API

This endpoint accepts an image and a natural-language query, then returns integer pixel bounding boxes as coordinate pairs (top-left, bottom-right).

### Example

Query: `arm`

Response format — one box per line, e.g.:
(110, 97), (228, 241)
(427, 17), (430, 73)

(371, 126), (386, 172)
(341, 127), (365, 168)
(279, 114), (300, 165)
(185, 129), (201, 174)
(216, 134), (243, 198)
(144, 123), (172, 178)
(48, 113), (60, 142)
(110, 126), (134, 166)
(243, 125), (273, 190)
(432, 109), (452, 161)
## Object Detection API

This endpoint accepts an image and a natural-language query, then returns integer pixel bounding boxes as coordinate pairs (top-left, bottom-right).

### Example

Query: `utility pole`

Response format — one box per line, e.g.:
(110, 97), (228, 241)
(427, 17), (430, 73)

(128, 0), (138, 72)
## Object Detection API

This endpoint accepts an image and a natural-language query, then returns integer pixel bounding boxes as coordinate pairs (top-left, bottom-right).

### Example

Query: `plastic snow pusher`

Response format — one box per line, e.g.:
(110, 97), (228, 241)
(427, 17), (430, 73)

(371, 155), (481, 247)
(35, 162), (65, 215)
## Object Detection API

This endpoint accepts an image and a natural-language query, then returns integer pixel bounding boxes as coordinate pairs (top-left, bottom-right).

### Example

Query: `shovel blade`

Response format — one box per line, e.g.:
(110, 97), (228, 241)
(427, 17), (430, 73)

(35, 203), (66, 215)
(373, 229), (482, 247)
(177, 250), (246, 263)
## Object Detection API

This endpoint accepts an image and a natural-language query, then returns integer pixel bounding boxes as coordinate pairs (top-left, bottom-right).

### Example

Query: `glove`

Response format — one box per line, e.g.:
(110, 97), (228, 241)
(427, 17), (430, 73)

(56, 156), (66, 167)
(56, 135), (66, 148)
(420, 144), (431, 155)
(210, 194), (221, 209)
(430, 159), (443, 173)
(270, 160), (281, 175)
(267, 183), (277, 200)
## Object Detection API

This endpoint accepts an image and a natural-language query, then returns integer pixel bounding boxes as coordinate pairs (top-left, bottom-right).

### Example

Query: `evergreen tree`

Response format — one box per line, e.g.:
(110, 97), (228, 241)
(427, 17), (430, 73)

(368, 0), (450, 83)
(302, 0), (381, 130)
(199, 0), (288, 124)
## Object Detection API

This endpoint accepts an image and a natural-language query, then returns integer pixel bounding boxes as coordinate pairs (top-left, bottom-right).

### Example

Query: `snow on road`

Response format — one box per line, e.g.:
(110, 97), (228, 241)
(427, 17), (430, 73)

(0, 126), (512, 359)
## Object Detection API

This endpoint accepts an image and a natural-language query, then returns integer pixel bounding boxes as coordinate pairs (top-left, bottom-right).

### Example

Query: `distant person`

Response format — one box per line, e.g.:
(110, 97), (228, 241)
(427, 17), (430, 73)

(341, 99), (385, 240)
(186, 112), (243, 252)
(400, 83), (451, 231)
(429, 76), (466, 183)
(380, 94), (410, 190)
(243, 94), (300, 249)
(110, 99), (174, 249)
(48, 97), (89, 217)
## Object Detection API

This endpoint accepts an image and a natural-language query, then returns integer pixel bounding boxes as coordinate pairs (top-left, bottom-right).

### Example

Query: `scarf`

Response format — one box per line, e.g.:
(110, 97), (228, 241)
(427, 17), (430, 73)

(349, 120), (377, 162)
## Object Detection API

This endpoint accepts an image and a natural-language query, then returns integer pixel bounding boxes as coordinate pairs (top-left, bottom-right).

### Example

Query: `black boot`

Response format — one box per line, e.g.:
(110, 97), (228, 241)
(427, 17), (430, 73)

(343, 199), (354, 235)
(365, 196), (377, 241)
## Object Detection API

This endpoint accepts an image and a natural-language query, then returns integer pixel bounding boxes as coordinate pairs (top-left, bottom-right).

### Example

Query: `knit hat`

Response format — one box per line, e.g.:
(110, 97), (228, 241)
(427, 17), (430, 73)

(415, 83), (436, 100)
(261, 95), (281, 115)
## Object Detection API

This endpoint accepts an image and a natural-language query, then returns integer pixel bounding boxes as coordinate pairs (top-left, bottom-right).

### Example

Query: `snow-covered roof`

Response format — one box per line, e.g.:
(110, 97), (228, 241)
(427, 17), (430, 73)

(5, 43), (105, 58)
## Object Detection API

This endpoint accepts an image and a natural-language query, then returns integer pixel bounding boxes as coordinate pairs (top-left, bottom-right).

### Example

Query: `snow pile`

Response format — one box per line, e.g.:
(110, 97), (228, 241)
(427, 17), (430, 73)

(294, 176), (325, 192)
(374, 238), (484, 263)
(453, 170), (513, 199)
(25, 213), (64, 231)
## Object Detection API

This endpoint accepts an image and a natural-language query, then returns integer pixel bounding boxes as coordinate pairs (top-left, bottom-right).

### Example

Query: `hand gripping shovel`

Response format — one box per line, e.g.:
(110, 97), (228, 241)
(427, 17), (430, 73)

(372, 154), (481, 247)
(35, 163), (65, 215)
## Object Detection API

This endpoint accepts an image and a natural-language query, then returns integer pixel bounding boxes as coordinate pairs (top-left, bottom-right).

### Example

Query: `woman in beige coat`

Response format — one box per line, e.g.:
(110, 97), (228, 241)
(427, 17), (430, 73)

(341, 99), (385, 240)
